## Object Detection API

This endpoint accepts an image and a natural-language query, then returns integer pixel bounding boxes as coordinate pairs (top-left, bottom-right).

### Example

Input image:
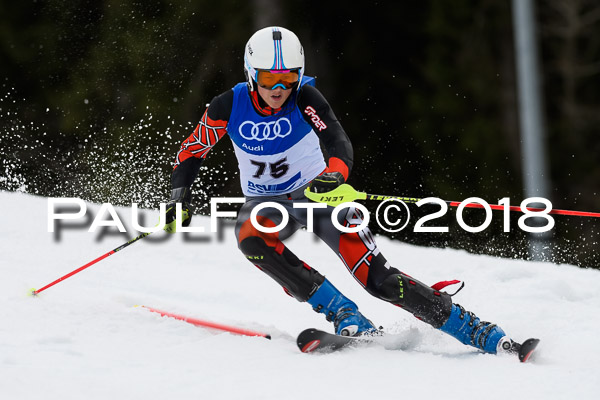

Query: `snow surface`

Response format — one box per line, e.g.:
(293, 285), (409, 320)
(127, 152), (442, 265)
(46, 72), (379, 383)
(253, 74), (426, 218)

(1, 191), (599, 399)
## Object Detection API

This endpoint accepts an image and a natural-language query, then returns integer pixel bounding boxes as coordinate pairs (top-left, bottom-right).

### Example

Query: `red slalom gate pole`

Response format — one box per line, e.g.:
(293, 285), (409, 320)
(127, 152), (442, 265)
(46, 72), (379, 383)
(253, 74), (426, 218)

(138, 305), (271, 339)
(31, 232), (153, 296)
(445, 201), (600, 218)
(306, 185), (600, 218)
(364, 193), (600, 218)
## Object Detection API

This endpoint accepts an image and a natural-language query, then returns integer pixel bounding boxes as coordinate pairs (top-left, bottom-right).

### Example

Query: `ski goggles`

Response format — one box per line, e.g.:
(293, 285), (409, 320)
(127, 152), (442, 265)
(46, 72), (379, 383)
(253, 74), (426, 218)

(256, 69), (300, 90)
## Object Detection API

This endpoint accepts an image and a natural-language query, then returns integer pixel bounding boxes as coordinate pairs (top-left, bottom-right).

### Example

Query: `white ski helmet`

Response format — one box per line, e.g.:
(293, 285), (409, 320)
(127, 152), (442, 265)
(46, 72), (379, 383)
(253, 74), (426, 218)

(244, 26), (305, 91)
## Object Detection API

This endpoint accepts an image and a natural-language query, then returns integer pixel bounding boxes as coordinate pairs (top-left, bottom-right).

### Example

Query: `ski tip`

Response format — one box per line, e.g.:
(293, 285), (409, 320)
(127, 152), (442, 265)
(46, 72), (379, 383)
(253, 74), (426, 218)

(297, 328), (321, 353)
(29, 288), (38, 297)
(297, 328), (359, 354)
(301, 339), (321, 353)
(518, 338), (540, 363)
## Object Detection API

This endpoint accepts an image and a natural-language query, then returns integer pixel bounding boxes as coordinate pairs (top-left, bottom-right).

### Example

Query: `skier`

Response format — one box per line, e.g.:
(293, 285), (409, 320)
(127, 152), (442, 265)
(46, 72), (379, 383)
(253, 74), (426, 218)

(164, 26), (519, 355)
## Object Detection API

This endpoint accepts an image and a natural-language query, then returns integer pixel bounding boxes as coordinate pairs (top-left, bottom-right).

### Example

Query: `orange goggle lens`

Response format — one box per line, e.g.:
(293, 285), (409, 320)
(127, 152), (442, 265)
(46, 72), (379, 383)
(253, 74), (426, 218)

(256, 70), (299, 90)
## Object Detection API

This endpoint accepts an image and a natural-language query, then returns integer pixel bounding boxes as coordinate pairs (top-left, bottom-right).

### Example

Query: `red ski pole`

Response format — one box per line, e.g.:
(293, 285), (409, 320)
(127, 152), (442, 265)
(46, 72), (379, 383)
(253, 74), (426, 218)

(31, 232), (153, 296)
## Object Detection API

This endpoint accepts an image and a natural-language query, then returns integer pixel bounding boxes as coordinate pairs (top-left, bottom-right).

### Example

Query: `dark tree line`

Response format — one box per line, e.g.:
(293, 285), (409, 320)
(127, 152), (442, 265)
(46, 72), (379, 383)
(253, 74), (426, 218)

(1, 0), (598, 267)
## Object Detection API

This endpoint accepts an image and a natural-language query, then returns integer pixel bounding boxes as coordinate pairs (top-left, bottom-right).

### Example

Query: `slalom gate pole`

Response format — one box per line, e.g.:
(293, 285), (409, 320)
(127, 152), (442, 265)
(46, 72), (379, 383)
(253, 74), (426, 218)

(31, 231), (153, 296)
(363, 193), (600, 218)
(138, 305), (271, 339)
(304, 184), (600, 218)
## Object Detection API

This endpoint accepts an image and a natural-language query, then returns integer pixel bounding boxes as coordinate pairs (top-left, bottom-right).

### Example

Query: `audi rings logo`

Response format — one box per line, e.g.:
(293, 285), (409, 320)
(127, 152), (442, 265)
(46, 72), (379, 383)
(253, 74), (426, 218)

(239, 118), (292, 141)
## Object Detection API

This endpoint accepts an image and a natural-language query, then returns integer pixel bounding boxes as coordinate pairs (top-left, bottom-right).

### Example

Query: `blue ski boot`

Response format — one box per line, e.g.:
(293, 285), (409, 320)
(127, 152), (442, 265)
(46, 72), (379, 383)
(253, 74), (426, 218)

(307, 279), (376, 336)
(439, 304), (508, 354)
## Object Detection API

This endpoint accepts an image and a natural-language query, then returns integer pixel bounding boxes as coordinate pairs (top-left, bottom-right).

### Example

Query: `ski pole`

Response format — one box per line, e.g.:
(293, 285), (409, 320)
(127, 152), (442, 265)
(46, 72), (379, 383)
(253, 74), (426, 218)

(305, 184), (600, 218)
(137, 305), (271, 339)
(31, 231), (153, 296)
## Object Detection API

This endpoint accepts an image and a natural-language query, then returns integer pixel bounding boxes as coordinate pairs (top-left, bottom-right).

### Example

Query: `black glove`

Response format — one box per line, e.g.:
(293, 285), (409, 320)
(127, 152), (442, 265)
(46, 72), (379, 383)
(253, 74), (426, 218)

(164, 187), (192, 233)
(309, 171), (345, 193)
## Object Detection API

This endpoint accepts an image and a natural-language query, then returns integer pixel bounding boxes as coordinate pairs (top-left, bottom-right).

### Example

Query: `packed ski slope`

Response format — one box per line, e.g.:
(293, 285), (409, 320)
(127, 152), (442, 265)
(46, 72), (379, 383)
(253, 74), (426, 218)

(1, 191), (599, 400)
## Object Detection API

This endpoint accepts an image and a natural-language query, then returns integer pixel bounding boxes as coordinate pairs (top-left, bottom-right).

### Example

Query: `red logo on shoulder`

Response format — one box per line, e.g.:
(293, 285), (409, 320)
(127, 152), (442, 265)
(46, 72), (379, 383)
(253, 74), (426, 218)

(304, 106), (328, 132)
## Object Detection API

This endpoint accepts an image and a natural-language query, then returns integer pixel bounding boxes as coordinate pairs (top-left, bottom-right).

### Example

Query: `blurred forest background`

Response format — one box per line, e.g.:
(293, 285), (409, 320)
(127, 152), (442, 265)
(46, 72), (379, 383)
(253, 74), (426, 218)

(1, 0), (598, 268)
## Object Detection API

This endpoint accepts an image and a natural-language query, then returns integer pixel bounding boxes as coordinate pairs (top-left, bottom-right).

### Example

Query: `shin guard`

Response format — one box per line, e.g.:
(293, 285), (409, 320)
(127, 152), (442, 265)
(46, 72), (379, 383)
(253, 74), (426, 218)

(378, 273), (452, 328)
(239, 236), (324, 302)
